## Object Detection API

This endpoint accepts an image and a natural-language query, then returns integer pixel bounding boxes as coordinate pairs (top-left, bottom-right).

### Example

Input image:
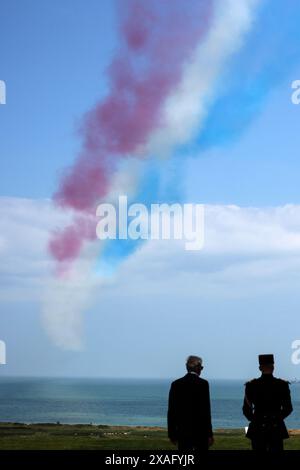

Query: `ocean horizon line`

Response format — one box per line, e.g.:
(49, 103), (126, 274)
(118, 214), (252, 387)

(0, 375), (248, 381)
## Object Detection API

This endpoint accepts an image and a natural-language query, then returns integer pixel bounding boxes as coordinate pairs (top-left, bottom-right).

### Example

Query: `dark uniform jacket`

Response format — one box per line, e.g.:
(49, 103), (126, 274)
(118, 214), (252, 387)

(243, 374), (293, 440)
(167, 373), (213, 443)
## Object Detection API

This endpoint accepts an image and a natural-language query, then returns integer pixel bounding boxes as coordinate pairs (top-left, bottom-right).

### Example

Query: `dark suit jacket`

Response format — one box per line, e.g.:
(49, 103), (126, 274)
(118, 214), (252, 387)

(167, 373), (213, 443)
(243, 374), (293, 440)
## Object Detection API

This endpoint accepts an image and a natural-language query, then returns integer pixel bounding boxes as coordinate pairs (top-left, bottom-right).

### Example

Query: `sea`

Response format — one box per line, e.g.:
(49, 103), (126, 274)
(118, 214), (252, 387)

(0, 377), (299, 429)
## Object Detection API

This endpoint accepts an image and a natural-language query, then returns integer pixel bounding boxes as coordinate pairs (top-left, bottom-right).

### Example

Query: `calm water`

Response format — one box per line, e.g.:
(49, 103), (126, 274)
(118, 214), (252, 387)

(0, 377), (299, 428)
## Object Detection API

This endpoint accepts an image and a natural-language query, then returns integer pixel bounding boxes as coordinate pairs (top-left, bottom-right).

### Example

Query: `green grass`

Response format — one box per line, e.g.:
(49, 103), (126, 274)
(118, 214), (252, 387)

(0, 423), (300, 450)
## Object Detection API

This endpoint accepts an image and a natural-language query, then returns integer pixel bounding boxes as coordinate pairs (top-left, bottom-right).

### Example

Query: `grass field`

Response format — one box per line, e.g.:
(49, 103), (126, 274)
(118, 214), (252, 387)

(0, 423), (300, 450)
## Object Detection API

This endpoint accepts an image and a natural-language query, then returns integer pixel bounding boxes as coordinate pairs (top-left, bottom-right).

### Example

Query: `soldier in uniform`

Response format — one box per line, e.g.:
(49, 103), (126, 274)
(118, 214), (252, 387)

(243, 354), (293, 452)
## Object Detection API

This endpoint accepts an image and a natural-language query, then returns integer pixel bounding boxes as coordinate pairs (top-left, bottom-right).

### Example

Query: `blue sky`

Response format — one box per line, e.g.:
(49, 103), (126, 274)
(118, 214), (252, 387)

(0, 0), (117, 198)
(1, 0), (300, 205)
(1, 0), (300, 380)
(0, 0), (300, 205)
(187, 76), (300, 206)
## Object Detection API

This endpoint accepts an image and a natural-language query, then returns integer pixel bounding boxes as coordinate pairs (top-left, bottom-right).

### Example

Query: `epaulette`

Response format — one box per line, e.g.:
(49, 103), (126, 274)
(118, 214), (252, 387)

(277, 378), (290, 384)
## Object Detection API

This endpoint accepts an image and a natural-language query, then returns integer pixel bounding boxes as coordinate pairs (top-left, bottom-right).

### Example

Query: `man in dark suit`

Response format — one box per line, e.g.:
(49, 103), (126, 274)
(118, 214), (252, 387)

(167, 355), (214, 451)
(243, 354), (293, 452)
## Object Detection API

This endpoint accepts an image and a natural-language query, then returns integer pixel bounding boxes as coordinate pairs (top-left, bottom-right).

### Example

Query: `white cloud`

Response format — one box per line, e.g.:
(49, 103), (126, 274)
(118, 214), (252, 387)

(1, 197), (300, 348)
(0, 197), (63, 301)
(0, 197), (99, 350)
(205, 204), (300, 254)
(113, 204), (300, 300)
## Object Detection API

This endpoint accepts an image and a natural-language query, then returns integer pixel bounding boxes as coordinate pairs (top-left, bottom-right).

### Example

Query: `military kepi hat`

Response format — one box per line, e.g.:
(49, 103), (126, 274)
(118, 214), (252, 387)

(258, 354), (274, 365)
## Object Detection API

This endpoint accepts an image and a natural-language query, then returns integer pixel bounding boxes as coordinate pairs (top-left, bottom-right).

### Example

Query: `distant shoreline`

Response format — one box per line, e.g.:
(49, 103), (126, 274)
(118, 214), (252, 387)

(0, 422), (299, 432)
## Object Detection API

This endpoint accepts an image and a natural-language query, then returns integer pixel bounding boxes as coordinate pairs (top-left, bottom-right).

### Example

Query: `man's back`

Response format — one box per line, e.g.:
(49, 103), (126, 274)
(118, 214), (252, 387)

(244, 375), (292, 418)
(243, 374), (293, 450)
(168, 373), (213, 446)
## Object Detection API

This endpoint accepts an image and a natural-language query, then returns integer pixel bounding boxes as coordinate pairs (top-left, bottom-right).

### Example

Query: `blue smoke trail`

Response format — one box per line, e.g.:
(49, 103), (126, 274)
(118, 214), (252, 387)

(96, 156), (184, 275)
(97, 0), (300, 273)
(196, 0), (300, 149)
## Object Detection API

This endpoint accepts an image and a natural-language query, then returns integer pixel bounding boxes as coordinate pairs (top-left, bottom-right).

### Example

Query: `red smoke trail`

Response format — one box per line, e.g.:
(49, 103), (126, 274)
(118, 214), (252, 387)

(49, 0), (212, 269)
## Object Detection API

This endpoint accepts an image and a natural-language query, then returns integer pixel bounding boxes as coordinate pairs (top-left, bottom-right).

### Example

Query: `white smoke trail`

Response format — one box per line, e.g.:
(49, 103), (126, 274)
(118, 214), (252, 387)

(42, 242), (100, 350)
(42, 160), (141, 350)
(42, 0), (260, 350)
(146, 0), (260, 156)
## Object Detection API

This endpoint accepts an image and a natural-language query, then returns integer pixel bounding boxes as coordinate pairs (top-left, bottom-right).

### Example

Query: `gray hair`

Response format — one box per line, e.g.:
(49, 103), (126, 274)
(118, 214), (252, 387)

(186, 355), (203, 371)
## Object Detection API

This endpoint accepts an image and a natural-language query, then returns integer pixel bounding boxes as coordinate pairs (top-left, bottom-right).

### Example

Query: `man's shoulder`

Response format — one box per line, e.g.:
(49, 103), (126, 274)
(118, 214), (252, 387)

(171, 374), (208, 387)
(170, 376), (182, 385)
(171, 374), (189, 386)
(244, 376), (290, 387)
(198, 377), (209, 386)
(274, 376), (290, 387)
